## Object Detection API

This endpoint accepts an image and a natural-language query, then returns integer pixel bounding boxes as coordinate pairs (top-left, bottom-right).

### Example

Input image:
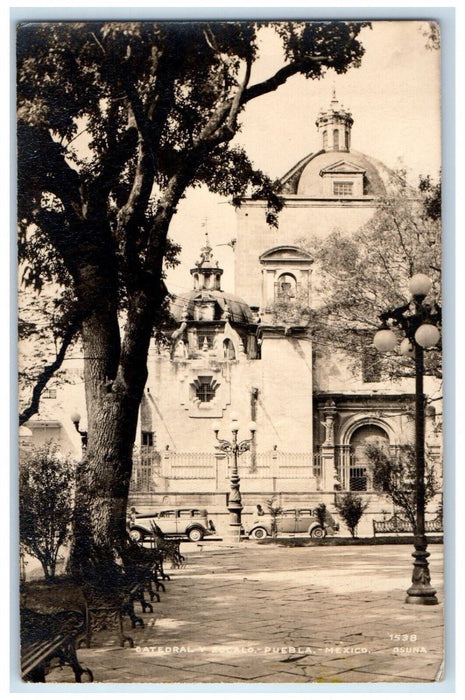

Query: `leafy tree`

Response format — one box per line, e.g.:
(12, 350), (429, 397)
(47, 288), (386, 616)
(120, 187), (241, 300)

(366, 443), (439, 529)
(19, 441), (75, 582)
(300, 174), (442, 381)
(334, 492), (369, 538)
(17, 20), (368, 575)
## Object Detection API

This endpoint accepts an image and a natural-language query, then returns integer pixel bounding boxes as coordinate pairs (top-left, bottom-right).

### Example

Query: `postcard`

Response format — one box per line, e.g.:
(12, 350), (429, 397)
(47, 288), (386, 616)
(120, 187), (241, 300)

(17, 18), (446, 687)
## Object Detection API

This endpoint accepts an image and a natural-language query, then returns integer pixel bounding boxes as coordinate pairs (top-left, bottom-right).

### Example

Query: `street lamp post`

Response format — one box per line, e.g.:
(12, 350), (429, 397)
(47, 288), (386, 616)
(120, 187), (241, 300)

(70, 412), (88, 456)
(373, 273), (440, 605)
(213, 415), (257, 543)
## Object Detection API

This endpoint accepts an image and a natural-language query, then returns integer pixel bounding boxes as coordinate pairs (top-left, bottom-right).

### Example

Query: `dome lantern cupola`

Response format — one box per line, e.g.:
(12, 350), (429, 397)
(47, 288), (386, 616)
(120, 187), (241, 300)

(316, 88), (353, 153)
(190, 232), (223, 292)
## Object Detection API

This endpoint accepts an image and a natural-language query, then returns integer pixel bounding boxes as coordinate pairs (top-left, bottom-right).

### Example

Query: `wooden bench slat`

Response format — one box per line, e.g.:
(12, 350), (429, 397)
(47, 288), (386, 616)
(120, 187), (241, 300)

(21, 636), (68, 675)
(20, 609), (93, 683)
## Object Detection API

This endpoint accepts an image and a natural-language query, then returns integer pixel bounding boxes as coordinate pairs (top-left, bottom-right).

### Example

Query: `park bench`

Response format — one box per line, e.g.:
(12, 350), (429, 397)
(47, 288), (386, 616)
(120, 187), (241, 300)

(150, 520), (186, 569)
(21, 609), (93, 683)
(372, 513), (443, 537)
(121, 540), (166, 603)
(81, 552), (155, 649)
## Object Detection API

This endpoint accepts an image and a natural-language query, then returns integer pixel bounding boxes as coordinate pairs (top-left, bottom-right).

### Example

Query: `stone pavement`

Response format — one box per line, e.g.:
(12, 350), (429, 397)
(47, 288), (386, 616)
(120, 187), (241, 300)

(48, 541), (444, 686)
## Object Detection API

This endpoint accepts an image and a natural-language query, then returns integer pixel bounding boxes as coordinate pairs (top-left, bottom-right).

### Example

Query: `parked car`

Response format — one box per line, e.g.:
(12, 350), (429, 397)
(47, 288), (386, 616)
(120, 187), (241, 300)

(128, 507), (216, 542)
(247, 506), (339, 540)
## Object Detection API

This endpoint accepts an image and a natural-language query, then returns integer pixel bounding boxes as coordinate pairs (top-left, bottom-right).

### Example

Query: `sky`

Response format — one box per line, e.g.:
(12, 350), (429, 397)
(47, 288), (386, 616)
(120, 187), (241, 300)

(165, 20), (442, 296)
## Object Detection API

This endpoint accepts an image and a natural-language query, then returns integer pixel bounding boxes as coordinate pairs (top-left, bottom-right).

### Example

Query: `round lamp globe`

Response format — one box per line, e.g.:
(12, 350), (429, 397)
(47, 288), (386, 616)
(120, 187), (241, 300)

(373, 329), (397, 353)
(415, 324), (440, 348)
(408, 273), (432, 298)
(399, 338), (415, 357)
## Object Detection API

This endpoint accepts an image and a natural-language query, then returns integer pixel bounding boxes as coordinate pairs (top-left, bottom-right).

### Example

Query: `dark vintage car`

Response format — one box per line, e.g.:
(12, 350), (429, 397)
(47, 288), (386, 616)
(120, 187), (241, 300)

(128, 507), (216, 542)
(247, 506), (339, 540)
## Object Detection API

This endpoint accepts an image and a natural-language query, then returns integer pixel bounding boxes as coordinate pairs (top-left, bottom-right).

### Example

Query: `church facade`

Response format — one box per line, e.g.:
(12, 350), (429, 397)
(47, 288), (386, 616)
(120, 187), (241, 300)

(22, 93), (442, 534)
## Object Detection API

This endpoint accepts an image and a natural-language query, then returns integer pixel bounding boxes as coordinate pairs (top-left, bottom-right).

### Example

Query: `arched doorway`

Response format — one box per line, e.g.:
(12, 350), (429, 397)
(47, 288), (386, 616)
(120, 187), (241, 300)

(349, 424), (390, 491)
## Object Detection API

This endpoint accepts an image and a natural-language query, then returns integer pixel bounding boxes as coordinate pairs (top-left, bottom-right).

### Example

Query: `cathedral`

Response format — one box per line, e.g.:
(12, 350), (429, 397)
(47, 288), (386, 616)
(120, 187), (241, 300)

(22, 92), (442, 534)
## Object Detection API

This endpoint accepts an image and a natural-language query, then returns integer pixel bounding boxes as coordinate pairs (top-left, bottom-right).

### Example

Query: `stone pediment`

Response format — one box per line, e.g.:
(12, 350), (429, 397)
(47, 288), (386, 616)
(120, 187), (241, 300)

(259, 246), (313, 264)
(319, 160), (366, 176)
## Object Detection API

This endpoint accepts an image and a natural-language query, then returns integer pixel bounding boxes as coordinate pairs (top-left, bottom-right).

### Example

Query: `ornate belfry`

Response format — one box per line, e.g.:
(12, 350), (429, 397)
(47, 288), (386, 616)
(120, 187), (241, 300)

(315, 87), (354, 152)
(170, 233), (257, 363)
(166, 235), (259, 421)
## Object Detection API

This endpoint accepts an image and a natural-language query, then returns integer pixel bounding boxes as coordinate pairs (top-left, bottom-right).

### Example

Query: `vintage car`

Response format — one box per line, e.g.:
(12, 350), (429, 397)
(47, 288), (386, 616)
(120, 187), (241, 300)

(247, 506), (339, 540)
(128, 507), (216, 542)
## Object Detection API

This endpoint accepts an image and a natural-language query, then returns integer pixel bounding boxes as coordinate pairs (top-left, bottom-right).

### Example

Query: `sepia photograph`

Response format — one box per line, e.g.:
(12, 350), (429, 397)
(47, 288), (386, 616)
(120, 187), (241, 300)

(16, 16), (447, 688)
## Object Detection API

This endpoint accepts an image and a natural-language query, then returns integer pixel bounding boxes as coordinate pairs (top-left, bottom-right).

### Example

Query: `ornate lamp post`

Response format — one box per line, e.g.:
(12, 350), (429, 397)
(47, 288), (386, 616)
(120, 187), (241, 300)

(213, 414), (257, 543)
(70, 412), (88, 456)
(373, 273), (441, 605)
(20, 546), (27, 585)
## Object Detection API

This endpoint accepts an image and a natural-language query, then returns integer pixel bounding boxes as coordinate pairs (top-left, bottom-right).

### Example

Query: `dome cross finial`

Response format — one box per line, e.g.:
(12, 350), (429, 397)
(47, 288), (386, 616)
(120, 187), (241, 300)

(331, 84), (339, 108)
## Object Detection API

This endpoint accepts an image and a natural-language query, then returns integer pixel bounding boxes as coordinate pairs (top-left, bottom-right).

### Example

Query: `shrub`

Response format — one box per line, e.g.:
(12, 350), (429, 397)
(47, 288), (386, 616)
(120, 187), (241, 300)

(19, 440), (75, 581)
(265, 496), (283, 538)
(334, 493), (369, 538)
(366, 443), (439, 529)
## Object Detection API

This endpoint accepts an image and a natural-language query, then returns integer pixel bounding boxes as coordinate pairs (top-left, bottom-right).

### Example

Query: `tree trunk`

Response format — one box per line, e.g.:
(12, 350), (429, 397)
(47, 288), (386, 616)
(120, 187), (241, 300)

(68, 207), (171, 583)
(69, 305), (149, 580)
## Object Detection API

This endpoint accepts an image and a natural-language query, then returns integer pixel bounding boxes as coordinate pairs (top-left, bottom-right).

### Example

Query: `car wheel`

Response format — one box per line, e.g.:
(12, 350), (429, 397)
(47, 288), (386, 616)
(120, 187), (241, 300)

(250, 526), (268, 540)
(187, 527), (204, 542)
(129, 528), (145, 543)
(310, 526), (326, 539)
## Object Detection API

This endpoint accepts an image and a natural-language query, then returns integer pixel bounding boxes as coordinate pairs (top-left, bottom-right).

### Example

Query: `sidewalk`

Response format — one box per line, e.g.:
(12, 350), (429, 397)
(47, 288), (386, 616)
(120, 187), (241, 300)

(48, 541), (444, 686)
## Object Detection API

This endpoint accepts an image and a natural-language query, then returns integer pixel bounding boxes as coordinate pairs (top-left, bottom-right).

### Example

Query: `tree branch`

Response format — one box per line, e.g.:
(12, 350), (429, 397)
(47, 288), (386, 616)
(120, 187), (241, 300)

(241, 58), (329, 104)
(19, 316), (80, 426)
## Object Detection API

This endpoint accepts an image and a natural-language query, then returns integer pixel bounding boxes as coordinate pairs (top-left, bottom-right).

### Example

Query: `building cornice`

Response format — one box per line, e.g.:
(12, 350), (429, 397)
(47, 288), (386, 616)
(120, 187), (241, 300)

(239, 197), (379, 209)
(257, 325), (312, 340)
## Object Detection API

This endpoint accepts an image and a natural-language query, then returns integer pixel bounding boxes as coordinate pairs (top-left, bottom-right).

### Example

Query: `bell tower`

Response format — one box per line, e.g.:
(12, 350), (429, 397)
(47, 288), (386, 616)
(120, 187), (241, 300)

(190, 232), (223, 292)
(315, 88), (353, 153)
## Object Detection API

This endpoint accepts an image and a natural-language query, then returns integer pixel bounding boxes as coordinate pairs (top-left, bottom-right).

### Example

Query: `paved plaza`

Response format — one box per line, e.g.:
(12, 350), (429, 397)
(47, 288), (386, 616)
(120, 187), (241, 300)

(46, 541), (444, 686)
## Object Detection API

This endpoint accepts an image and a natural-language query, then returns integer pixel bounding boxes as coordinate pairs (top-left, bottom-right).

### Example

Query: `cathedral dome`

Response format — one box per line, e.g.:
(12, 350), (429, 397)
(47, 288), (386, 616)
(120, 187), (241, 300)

(279, 90), (393, 198)
(280, 149), (391, 197)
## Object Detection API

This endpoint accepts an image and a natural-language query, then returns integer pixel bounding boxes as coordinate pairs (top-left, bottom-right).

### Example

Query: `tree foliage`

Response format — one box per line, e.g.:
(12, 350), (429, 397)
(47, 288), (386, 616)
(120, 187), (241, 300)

(366, 443), (439, 528)
(19, 441), (75, 582)
(264, 286), (317, 330)
(334, 492), (369, 537)
(17, 20), (369, 423)
(18, 21), (369, 282)
(301, 174), (442, 380)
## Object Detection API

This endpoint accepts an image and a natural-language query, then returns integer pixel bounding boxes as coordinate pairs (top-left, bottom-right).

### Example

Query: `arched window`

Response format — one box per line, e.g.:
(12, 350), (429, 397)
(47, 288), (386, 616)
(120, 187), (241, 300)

(223, 338), (236, 360)
(333, 128), (339, 150)
(277, 273), (297, 299)
(345, 129), (350, 150)
(322, 130), (328, 149)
